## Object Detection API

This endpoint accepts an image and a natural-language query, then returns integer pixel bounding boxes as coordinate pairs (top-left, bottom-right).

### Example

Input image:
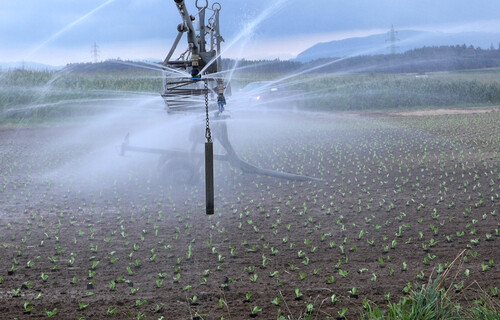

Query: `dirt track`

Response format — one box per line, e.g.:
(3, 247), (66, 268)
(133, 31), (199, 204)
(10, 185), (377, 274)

(395, 106), (500, 116)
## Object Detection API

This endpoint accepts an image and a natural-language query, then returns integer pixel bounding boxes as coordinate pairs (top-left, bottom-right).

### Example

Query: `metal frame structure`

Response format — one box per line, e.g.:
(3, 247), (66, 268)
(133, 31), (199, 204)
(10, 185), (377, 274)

(121, 0), (319, 214)
(161, 0), (227, 113)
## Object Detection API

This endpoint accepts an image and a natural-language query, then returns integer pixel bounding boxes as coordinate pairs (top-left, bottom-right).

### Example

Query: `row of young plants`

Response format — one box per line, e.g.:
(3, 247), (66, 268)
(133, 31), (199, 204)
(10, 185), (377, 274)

(0, 110), (499, 318)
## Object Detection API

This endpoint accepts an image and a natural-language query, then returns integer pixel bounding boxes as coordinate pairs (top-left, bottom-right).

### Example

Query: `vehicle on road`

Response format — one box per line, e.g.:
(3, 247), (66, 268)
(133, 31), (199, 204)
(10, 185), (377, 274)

(239, 81), (306, 110)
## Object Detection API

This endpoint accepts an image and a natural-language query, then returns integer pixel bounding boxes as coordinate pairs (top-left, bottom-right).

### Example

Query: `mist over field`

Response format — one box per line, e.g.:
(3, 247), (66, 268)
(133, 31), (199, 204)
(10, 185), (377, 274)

(1, 1), (500, 319)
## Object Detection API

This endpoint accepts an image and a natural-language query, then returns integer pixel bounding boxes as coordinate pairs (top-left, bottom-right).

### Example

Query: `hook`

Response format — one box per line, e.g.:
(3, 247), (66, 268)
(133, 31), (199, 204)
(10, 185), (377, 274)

(212, 2), (221, 11)
(196, 0), (208, 9)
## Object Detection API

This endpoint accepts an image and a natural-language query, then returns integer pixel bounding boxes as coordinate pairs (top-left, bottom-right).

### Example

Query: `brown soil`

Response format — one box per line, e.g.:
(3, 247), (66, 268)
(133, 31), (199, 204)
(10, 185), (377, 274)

(0, 111), (499, 319)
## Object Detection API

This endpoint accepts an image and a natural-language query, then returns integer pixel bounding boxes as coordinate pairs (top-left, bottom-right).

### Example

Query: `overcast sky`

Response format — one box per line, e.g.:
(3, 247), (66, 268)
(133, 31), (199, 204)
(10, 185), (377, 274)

(1, 0), (500, 65)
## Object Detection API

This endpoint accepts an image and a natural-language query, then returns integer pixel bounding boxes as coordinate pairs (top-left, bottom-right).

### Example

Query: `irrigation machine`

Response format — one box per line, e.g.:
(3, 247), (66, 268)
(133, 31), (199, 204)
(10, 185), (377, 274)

(120, 0), (318, 214)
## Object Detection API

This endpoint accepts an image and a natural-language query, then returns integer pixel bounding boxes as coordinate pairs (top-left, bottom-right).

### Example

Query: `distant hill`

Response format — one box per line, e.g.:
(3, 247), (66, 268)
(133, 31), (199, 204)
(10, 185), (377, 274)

(301, 45), (500, 74)
(295, 31), (500, 62)
(0, 61), (63, 71)
(5, 43), (500, 77)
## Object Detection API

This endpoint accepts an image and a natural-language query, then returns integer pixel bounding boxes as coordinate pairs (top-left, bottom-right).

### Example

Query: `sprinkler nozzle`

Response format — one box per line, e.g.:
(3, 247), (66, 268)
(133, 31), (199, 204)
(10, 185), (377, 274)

(218, 95), (226, 113)
(216, 82), (226, 109)
(217, 93), (226, 112)
(217, 93), (226, 105)
(191, 53), (200, 81)
(191, 67), (201, 82)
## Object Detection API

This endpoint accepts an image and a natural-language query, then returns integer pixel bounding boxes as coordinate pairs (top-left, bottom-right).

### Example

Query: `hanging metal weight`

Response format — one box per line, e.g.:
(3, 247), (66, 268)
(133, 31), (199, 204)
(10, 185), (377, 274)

(204, 80), (215, 215)
(205, 142), (214, 215)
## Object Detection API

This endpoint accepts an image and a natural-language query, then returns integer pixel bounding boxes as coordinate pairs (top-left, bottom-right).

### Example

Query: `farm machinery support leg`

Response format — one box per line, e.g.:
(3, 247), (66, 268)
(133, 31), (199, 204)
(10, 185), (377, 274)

(211, 121), (321, 181)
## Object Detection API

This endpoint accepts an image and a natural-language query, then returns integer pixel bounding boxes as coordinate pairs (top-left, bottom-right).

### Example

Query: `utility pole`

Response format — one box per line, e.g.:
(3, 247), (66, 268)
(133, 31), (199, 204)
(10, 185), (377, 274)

(386, 25), (399, 55)
(90, 42), (100, 63)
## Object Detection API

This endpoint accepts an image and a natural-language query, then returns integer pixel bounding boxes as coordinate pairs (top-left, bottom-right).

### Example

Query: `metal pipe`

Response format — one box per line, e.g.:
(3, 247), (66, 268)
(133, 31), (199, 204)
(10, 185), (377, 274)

(173, 0), (201, 78)
(212, 121), (322, 181)
(214, 7), (222, 72)
(198, 7), (206, 53)
(173, 0), (199, 55)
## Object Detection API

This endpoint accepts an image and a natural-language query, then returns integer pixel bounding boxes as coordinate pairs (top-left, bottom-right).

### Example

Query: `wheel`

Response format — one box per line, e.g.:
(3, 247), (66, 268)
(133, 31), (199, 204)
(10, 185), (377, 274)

(158, 157), (200, 186)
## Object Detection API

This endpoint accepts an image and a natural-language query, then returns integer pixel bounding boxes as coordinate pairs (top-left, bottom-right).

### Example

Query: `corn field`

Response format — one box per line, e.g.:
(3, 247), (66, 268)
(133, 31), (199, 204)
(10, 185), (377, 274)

(2, 69), (500, 122)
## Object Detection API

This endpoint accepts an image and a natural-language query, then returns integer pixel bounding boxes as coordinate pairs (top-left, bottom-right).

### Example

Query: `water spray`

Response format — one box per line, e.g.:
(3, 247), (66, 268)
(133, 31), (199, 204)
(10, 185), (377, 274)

(120, 0), (319, 215)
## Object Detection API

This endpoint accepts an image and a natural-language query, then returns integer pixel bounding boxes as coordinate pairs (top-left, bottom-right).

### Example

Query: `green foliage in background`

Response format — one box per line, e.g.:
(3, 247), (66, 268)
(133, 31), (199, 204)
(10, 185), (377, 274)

(2, 68), (500, 123)
(297, 74), (500, 111)
(0, 69), (162, 122)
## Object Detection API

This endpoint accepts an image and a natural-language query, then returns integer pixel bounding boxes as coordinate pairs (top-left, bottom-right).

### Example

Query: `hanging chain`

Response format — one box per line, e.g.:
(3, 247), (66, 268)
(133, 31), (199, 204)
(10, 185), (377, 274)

(204, 80), (212, 143)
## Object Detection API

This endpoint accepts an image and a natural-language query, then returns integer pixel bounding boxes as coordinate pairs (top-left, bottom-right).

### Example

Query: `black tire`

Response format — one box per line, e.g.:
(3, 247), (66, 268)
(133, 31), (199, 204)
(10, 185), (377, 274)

(158, 157), (199, 186)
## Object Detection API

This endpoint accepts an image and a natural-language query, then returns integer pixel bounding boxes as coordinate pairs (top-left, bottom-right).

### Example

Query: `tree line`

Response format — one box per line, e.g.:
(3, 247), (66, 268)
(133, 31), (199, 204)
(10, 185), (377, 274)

(60, 44), (500, 75)
(223, 44), (500, 74)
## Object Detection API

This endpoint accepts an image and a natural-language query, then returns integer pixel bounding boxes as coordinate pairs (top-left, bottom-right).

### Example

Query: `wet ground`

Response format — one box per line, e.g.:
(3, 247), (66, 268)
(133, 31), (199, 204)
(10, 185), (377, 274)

(0, 109), (499, 319)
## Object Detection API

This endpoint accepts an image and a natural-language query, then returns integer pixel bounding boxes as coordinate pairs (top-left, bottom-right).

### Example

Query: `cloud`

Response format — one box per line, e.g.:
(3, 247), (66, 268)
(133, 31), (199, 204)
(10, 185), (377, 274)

(1, 0), (499, 64)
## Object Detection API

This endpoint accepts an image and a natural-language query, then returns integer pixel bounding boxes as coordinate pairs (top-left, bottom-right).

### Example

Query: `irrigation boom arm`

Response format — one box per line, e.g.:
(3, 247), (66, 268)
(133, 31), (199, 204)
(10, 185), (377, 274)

(173, 0), (200, 77)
